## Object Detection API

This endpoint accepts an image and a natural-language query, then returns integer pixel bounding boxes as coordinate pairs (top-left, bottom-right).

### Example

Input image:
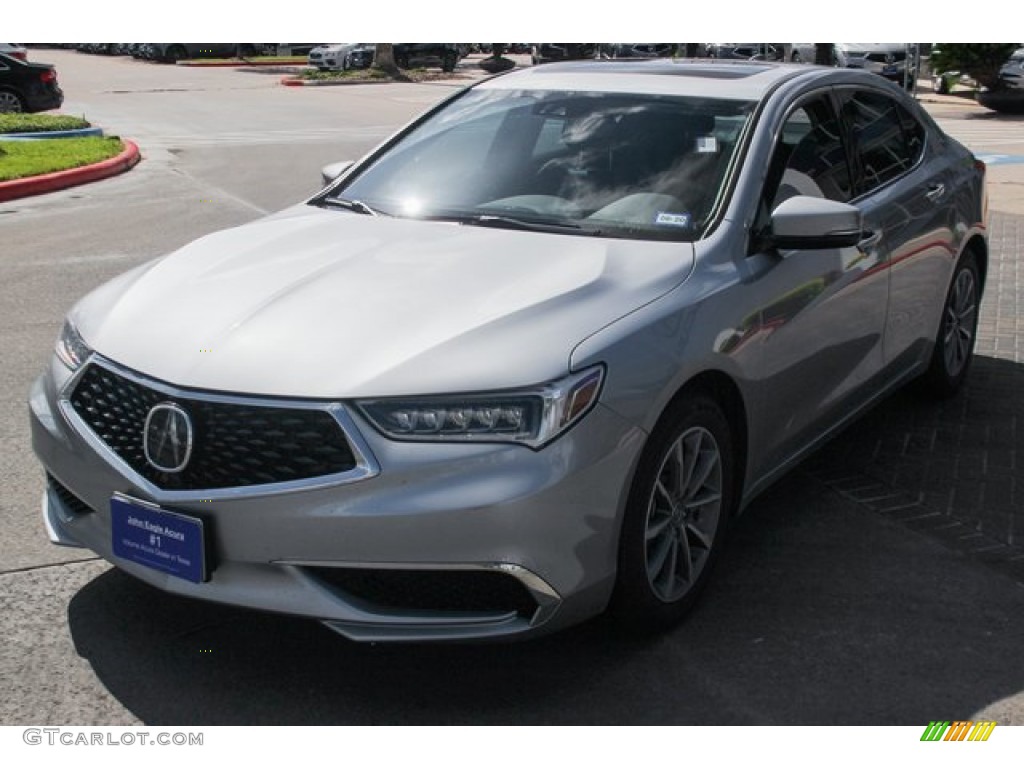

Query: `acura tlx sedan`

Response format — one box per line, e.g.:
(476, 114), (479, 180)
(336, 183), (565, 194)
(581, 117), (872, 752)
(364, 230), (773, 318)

(30, 60), (987, 642)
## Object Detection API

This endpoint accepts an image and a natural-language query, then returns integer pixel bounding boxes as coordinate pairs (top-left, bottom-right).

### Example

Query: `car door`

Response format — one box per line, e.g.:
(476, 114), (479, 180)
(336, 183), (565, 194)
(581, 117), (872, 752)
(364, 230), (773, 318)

(746, 91), (890, 479)
(835, 87), (956, 374)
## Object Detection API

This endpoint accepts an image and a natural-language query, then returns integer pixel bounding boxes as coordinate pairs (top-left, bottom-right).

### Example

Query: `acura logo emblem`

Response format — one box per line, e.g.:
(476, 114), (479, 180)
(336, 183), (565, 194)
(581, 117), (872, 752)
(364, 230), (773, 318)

(143, 403), (193, 473)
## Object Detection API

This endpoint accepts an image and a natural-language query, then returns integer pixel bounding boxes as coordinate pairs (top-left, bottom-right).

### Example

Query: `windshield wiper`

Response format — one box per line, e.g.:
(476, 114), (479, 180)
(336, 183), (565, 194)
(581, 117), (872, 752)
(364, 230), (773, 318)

(441, 214), (598, 236)
(323, 197), (384, 216)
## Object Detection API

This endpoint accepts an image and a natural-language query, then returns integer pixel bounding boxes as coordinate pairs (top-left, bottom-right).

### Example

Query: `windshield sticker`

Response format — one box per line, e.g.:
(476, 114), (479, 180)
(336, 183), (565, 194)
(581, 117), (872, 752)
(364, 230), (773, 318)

(655, 212), (691, 228)
(696, 136), (718, 153)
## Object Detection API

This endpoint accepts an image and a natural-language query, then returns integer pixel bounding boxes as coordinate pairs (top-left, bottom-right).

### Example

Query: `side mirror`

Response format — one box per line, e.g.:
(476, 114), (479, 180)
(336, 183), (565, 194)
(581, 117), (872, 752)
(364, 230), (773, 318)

(768, 196), (863, 250)
(321, 160), (354, 188)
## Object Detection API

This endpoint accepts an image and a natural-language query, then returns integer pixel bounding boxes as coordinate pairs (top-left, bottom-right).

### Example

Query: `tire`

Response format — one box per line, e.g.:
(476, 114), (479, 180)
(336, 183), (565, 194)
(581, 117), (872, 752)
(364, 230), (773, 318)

(609, 395), (737, 632)
(920, 253), (980, 398)
(164, 45), (187, 64)
(0, 88), (26, 113)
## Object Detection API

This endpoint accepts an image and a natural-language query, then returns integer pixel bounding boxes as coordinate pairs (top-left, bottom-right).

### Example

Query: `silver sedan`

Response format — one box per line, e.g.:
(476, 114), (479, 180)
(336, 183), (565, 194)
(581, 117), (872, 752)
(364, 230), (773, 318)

(30, 60), (987, 641)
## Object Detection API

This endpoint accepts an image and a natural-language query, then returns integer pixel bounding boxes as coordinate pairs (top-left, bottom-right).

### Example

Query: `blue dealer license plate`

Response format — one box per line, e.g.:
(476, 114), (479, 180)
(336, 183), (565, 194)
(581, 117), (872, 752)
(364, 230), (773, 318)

(111, 495), (207, 583)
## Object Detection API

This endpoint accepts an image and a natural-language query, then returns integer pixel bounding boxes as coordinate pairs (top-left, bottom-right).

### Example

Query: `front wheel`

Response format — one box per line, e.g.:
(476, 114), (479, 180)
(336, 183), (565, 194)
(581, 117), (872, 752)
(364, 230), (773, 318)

(920, 253), (981, 397)
(609, 395), (736, 632)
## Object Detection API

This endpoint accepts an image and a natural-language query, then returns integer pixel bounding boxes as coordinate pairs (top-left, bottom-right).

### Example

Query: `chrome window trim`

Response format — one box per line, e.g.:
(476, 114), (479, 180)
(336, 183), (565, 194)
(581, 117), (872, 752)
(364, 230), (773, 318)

(57, 354), (380, 502)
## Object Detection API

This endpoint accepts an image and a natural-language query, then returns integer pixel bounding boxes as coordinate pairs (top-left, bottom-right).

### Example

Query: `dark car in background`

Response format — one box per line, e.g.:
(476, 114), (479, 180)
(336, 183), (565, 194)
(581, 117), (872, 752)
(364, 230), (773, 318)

(0, 51), (63, 113)
(531, 44), (597, 64)
(145, 43), (268, 63)
(978, 46), (1024, 113)
(391, 44), (460, 72)
(340, 44), (460, 72)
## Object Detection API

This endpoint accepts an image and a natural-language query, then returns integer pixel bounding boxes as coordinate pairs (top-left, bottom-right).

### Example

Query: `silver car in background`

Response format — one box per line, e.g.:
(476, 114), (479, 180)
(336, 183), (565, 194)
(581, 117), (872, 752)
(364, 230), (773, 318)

(30, 60), (987, 642)
(834, 43), (918, 88)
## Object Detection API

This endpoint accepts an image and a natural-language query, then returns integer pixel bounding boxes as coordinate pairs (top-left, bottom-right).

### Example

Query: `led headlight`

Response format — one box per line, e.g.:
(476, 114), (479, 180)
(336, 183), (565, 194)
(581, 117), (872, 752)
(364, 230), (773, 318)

(357, 366), (604, 448)
(55, 319), (92, 372)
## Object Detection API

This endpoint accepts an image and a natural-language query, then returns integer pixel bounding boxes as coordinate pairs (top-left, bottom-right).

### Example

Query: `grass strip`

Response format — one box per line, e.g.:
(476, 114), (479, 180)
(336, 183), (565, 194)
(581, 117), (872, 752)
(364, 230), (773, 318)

(0, 137), (124, 181)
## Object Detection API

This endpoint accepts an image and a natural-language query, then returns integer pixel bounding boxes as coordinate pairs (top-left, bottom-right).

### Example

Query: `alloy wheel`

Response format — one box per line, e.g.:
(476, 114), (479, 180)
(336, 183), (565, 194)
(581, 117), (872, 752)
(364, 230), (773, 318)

(644, 426), (723, 603)
(942, 267), (977, 378)
(0, 90), (24, 113)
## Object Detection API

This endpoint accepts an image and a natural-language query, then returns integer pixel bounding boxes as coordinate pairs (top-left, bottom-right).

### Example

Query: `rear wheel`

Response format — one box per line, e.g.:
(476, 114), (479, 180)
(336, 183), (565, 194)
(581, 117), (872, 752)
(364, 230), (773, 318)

(164, 45), (187, 64)
(921, 253), (980, 397)
(609, 395), (736, 632)
(0, 89), (25, 113)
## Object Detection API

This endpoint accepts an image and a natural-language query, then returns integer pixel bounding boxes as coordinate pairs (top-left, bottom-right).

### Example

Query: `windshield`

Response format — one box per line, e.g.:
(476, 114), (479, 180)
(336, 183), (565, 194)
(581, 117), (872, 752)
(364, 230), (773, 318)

(325, 88), (756, 240)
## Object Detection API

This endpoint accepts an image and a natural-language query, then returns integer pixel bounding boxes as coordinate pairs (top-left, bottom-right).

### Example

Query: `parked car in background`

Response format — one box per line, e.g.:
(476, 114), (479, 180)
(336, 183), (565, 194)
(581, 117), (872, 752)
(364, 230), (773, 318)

(706, 43), (780, 60)
(834, 43), (917, 88)
(31, 60), (988, 642)
(392, 44), (461, 72)
(0, 51), (63, 112)
(788, 44), (818, 63)
(599, 44), (676, 59)
(308, 43), (368, 71)
(0, 43), (28, 61)
(978, 46), (1024, 113)
(998, 46), (1024, 87)
(531, 43), (597, 64)
(345, 45), (375, 70)
(145, 43), (264, 63)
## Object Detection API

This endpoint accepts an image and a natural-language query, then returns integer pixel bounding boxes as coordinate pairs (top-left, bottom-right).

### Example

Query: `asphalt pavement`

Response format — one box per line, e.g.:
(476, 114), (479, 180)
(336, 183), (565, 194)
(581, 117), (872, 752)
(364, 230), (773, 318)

(1, 51), (1023, 726)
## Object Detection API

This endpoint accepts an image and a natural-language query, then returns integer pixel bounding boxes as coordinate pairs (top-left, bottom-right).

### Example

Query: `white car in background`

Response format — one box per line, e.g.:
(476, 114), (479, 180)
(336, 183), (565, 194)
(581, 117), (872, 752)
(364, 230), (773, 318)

(0, 43), (28, 61)
(834, 43), (917, 88)
(308, 43), (365, 71)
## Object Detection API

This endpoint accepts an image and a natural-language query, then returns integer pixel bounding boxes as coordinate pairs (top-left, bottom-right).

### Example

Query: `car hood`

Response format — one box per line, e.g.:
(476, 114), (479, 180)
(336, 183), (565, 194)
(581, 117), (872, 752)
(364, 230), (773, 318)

(73, 207), (694, 398)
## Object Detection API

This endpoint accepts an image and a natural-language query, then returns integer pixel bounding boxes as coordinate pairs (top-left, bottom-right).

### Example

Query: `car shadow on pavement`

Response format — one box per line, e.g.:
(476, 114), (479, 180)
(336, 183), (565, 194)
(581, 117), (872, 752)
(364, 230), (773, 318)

(805, 354), (1023, 560)
(67, 418), (1024, 724)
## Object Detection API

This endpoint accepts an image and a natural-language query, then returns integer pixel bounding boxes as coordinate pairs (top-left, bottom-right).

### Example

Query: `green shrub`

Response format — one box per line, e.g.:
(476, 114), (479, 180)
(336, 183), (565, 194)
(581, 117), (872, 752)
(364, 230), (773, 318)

(930, 44), (1020, 90)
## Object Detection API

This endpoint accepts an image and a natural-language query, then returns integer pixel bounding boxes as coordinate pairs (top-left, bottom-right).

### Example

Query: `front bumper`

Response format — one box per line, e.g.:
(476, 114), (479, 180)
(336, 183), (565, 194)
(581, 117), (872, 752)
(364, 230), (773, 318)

(30, 356), (645, 641)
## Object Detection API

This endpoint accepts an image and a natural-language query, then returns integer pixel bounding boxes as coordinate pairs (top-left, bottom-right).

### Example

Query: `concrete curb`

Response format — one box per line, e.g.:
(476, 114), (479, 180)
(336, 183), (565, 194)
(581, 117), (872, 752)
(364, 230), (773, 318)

(0, 139), (140, 202)
(280, 76), (377, 87)
(0, 126), (104, 140)
(280, 75), (471, 87)
(179, 58), (306, 68)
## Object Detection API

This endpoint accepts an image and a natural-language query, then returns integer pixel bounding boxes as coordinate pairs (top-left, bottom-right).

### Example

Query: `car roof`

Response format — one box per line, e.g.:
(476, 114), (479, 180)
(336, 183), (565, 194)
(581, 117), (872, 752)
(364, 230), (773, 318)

(477, 59), (822, 101)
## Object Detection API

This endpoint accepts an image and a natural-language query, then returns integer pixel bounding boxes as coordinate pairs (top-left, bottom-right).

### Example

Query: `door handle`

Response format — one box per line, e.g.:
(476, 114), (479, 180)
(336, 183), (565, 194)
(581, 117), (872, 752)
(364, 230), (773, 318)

(925, 183), (945, 202)
(857, 229), (882, 250)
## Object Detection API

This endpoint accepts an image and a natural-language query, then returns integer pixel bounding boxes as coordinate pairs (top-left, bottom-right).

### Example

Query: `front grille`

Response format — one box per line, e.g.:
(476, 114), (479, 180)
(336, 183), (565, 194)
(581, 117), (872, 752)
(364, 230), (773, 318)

(309, 567), (540, 617)
(48, 473), (94, 515)
(69, 364), (358, 490)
